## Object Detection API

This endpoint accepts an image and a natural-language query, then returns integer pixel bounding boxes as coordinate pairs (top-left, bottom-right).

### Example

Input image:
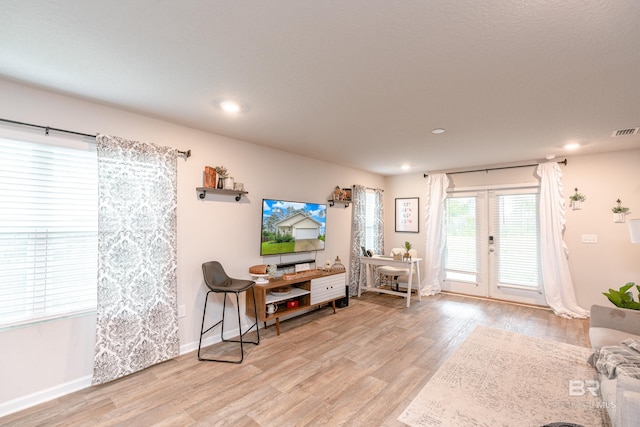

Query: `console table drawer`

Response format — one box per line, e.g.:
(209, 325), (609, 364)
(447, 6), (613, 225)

(310, 273), (345, 305)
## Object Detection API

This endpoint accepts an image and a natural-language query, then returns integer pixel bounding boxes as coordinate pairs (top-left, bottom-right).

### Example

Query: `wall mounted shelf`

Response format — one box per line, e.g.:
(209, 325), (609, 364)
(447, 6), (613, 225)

(196, 187), (248, 201)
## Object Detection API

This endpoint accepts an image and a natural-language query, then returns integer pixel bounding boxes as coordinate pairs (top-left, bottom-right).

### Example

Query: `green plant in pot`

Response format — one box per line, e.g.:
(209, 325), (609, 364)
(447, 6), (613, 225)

(404, 241), (412, 260)
(611, 199), (629, 214)
(569, 188), (586, 209)
(603, 282), (640, 310)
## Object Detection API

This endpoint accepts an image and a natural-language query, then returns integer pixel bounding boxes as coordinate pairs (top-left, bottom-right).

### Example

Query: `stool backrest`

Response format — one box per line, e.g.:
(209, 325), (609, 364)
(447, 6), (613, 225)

(202, 261), (232, 290)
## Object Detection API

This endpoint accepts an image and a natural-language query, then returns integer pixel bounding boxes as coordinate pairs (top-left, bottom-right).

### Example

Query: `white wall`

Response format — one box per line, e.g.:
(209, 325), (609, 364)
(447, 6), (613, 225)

(0, 79), (384, 414)
(384, 150), (640, 311)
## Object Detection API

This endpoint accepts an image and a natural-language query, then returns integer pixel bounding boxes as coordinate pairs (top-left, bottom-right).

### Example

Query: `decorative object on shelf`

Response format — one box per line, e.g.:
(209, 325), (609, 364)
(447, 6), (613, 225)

(215, 165), (228, 189)
(612, 199), (629, 223)
(224, 176), (234, 190)
(249, 264), (270, 283)
(249, 265), (267, 274)
(333, 186), (343, 201)
(267, 264), (278, 278)
(328, 186), (352, 207)
(403, 241), (412, 260)
(569, 188), (586, 210)
(331, 256), (345, 272)
(266, 303), (278, 314)
(341, 187), (352, 201)
(324, 259), (331, 270)
(270, 286), (292, 296)
(251, 274), (270, 284)
(233, 182), (244, 191)
(395, 197), (419, 232)
(203, 166), (216, 188)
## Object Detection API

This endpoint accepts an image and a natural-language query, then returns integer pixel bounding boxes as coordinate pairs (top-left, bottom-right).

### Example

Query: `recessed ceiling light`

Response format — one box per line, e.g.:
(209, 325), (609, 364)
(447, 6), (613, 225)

(563, 142), (580, 150)
(432, 128), (446, 135)
(219, 100), (241, 113)
(401, 164), (411, 171)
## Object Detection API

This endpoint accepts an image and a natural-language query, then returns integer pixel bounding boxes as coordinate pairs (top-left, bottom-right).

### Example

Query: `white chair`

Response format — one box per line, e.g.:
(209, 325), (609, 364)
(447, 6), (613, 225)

(377, 248), (418, 292)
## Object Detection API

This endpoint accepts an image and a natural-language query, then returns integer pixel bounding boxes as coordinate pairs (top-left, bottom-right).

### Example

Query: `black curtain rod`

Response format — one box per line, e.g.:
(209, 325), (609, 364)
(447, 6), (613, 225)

(423, 159), (567, 178)
(0, 117), (192, 158)
(354, 185), (384, 192)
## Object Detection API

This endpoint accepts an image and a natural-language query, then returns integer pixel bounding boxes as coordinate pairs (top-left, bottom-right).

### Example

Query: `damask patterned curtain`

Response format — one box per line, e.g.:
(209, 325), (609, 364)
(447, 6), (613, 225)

(348, 185), (383, 296)
(92, 134), (179, 385)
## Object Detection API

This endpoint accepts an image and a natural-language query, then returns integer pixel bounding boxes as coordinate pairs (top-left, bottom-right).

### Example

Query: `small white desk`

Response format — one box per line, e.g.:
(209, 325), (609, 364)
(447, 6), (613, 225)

(358, 256), (422, 307)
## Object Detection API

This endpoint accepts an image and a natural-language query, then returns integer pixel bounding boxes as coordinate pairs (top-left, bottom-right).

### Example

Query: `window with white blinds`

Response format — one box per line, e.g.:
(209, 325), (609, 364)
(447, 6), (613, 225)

(0, 136), (98, 328)
(494, 192), (540, 288)
(444, 196), (478, 281)
(364, 190), (377, 250)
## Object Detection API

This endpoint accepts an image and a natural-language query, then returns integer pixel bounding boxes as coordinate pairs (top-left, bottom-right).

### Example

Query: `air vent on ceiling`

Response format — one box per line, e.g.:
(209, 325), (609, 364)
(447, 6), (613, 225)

(611, 127), (639, 137)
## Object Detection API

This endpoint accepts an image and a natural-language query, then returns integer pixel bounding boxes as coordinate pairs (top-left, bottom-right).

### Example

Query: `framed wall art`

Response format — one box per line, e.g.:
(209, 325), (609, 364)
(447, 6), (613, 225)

(395, 197), (419, 233)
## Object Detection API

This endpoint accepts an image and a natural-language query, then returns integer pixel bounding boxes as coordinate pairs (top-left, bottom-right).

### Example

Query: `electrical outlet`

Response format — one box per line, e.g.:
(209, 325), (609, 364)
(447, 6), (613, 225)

(581, 234), (598, 244)
(178, 305), (186, 318)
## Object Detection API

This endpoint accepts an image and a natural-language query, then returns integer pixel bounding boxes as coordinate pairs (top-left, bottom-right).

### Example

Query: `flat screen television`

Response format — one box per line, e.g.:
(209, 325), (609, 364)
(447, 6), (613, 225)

(260, 199), (326, 256)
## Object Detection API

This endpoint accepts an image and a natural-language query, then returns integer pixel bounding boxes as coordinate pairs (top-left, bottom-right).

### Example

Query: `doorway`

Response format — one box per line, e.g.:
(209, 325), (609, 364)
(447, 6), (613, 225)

(441, 187), (547, 306)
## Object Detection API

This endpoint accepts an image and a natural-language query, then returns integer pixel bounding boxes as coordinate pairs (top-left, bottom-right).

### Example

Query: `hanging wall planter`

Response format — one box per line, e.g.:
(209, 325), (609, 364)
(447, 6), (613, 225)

(569, 188), (586, 210)
(612, 199), (629, 223)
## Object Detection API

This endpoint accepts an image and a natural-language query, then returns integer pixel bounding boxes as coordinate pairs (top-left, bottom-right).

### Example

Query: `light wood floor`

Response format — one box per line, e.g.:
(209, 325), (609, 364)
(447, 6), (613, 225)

(1, 292), (590, 427)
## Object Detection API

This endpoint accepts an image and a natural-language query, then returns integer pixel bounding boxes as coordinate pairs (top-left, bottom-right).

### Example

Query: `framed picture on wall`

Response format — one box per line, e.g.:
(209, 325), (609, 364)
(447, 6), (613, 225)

(395, 197), (419, 233)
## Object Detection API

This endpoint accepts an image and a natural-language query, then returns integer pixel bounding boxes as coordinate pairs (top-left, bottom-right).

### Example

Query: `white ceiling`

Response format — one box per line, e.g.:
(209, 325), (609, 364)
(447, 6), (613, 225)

(1, 1), (639, 176)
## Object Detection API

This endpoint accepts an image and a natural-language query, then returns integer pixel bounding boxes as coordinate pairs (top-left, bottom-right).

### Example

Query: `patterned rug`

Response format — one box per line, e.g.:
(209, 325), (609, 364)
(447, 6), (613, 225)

(398, 326), (610, 427)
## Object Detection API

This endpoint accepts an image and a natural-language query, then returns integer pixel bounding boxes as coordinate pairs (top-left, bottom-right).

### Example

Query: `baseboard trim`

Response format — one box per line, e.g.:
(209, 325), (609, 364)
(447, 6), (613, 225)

(0, 375), (92, 418)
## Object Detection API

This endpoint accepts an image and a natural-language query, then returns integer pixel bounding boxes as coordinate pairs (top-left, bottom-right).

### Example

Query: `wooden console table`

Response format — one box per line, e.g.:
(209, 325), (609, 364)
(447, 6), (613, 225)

(246, 270), (346, 335)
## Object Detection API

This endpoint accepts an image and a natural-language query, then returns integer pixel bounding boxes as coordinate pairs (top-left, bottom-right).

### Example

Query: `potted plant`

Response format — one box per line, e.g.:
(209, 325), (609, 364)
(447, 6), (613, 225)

(569, 188), (586, 210)
(603, 282), (640, 310)
(612, 199), (629, 223)
(403, 241), (412, 260)
(215, 165), (228, 189)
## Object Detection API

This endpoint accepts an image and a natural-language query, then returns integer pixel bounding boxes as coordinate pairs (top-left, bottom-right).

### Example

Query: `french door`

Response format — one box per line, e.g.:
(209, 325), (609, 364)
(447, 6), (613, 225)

(442, 187), (547, 306)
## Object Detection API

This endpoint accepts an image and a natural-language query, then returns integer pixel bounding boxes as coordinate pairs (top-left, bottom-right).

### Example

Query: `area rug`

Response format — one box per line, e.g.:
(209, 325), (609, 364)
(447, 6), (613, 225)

(398, 326), (610, 427)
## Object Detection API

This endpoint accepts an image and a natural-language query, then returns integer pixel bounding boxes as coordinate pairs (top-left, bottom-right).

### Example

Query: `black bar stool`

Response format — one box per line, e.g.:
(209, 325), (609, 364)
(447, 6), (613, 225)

(198, 261), (260, 363)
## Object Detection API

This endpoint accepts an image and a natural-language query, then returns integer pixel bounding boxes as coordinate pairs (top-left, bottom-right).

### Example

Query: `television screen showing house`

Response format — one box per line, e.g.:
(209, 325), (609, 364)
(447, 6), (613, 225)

(261, 199), (326, 255)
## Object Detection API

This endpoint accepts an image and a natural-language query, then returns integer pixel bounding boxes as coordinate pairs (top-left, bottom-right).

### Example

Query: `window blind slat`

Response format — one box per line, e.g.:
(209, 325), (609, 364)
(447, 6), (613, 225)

(0, 136), (98, 328)
(445, 196), (477, 274)
(495, 193), (540, 287)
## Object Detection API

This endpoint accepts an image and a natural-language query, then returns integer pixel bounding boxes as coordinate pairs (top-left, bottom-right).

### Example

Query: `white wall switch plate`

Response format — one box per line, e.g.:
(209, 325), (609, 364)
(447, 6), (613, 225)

(581, 234), (598, 244)
(178, 304), (186, 318)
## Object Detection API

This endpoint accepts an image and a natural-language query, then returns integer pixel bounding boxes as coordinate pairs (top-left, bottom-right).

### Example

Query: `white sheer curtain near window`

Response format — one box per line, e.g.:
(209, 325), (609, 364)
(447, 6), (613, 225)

(92, 134), (180, 385)
(348, 185), (383, 296)
(422, 174), (449, 295)
(536, 162), (588, 318)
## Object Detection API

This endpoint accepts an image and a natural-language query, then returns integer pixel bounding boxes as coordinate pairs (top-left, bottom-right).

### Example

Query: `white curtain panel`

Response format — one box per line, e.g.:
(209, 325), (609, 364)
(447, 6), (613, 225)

(92, 134), (179, 385)
(421, 173), (449, 295)
(536, 162), (588, 318)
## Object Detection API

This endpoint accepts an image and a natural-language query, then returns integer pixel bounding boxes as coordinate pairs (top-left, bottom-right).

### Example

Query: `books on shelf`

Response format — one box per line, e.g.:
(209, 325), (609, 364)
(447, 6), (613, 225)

(203, 166), (216, 188)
